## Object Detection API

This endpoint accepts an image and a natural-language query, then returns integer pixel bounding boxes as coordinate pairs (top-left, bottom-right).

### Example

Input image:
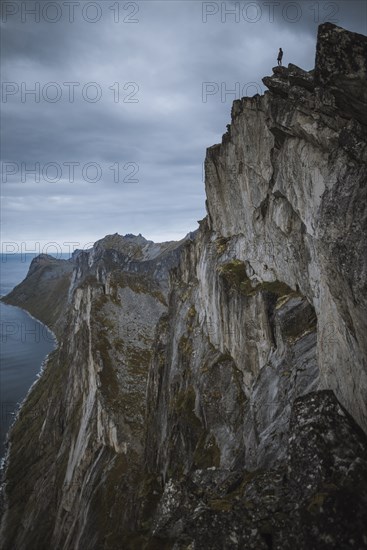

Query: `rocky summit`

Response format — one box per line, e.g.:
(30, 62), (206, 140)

(1, 23), (367, 550)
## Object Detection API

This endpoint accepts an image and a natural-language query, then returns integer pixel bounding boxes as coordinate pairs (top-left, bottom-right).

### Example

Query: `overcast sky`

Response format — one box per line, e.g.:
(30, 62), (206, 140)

(1, 0), (366, 254)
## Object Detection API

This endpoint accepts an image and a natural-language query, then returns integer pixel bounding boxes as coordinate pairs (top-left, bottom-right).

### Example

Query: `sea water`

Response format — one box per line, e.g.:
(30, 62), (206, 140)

(0, 253), (69, 459)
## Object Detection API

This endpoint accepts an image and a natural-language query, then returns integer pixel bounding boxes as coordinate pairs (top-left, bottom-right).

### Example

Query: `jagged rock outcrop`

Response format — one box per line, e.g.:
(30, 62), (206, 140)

(1, 23), (366, 550)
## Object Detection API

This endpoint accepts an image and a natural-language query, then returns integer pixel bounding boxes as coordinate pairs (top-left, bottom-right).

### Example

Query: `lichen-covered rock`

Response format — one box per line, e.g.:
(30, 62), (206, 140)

(148, 391), (367, 550)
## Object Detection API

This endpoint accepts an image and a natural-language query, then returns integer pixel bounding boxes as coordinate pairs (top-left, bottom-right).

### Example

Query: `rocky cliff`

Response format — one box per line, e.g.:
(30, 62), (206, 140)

(1, 23), (367, 550)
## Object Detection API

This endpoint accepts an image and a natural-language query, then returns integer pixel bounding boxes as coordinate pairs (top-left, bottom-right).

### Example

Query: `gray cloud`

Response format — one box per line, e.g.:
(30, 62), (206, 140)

(1, 0), (366, 249)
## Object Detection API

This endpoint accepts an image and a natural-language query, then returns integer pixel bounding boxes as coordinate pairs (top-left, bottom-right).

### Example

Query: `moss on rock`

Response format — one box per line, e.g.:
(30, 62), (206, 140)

(193, 433), (221, 469)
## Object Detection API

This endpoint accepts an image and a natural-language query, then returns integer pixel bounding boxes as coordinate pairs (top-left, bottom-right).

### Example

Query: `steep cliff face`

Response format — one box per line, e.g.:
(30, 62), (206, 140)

(1, 234), (188, 548)
(1, 23), (367, 550)
(204, 24), (367, 434)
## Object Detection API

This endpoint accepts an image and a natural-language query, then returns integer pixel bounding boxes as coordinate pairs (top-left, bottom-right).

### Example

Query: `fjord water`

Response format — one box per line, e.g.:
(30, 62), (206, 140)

(0, 254), (64, 459)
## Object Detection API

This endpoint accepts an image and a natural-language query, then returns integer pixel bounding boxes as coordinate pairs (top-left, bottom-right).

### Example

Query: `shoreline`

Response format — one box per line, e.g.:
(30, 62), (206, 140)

(0, 301), (59, 472)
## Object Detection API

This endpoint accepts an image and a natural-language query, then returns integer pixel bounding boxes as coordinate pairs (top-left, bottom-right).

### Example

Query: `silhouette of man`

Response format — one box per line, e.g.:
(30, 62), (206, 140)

(277, 47), (283, 66)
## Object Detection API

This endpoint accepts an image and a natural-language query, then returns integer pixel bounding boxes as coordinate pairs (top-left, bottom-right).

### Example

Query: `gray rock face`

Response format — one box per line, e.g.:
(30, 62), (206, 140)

(1, 23), (367, 550)
(150, 390), (367, 550)
(315, 23), (367, 124)
(208, 22), (367, 432)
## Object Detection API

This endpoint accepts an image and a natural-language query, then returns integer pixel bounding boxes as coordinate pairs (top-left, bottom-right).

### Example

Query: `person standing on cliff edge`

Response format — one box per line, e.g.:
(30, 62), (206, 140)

(277, 47), (283, 66)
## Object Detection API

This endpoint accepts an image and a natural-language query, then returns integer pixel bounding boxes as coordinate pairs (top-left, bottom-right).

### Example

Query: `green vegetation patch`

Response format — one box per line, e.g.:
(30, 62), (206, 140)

(255, 280), (295, 298)
(218, 259), (248, 288)
(218, 260), (297, 302)
(178, 334), (193, 357)
(187, 305), (196, 319)
(193, 433), (221, 469)
(96, 333), (120, 401)
(215, 236), (230, 255)
(171, 385), (202, 435)
(307, 492), (328, 514)
(208, 498), (232, 512)
(112, 272), (165, 303)
(125, 347), (152, 376)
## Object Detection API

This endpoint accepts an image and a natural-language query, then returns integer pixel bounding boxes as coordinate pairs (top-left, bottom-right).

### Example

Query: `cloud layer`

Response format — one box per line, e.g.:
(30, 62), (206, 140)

(1, 0), (366, 250)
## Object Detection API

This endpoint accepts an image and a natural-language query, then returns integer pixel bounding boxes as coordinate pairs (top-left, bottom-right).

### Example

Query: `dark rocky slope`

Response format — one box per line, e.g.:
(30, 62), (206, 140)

(1, 23), (366, 550)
